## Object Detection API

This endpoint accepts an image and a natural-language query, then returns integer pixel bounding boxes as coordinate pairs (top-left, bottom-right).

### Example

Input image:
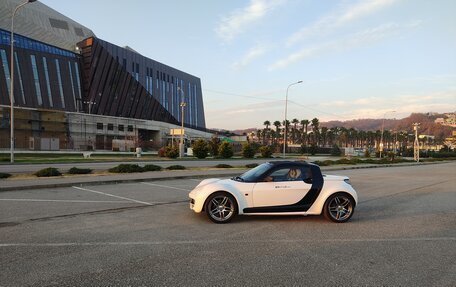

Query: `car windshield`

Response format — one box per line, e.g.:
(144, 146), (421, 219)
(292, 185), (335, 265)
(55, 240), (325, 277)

(237, 163), (272, 182)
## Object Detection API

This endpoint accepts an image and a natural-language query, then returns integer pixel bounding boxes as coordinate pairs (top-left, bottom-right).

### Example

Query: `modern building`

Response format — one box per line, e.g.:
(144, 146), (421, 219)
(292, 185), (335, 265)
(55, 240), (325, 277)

(0, 0), (209, 152)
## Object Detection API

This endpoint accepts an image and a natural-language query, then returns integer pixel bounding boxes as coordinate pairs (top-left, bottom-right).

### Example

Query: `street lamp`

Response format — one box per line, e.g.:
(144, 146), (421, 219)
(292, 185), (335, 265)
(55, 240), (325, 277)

(177, 87), (186, 158)
(283, 80), (303, 158)
(379, 110), (396, 158)
(9, 0), (37, 163)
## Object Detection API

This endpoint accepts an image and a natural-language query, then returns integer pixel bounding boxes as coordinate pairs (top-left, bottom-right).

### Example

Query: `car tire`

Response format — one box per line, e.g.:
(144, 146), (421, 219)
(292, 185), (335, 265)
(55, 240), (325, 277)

(323, 193), (355, 223)
(205, 192), (237, 224)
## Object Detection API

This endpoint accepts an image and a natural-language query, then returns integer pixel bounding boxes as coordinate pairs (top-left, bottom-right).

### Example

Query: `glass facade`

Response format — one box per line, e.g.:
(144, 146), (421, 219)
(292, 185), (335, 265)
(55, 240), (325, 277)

(55, 59), (65, 108)
(0, 49), (10, 96)
(42, 57), (53, 107)
(68, 61), (76, 108)
(0, 29), (76, 58)
(14, 52), (25, 105)
(30, 55), (43, 106)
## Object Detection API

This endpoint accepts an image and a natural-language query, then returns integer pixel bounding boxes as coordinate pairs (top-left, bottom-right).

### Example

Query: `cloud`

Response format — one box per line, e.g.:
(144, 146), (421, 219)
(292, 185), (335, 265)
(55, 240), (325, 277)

(286, 0), (398, 46)
(269, 21), (420, 70)
(215, 0), (285, 43)
(232, 44), (268, 70)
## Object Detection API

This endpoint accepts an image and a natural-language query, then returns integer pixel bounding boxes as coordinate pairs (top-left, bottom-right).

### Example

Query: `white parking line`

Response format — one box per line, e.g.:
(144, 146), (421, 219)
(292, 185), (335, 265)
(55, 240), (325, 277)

(72, 186), (152, 205)
(0, 198), (137, 204)
(0, 237), (455, 247)
(141, 182), (190, 191)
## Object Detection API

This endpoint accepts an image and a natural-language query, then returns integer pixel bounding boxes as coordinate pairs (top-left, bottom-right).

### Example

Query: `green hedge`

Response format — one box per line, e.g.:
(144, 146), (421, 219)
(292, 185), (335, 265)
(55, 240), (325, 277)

(166, 165), (186, 170)
(35, 167), (61, 177)
(214, 164), (233, 168)
(245, 163), (259, 168)
(144, 164), (162, 172)
(68, 167), (92, 174)
(109, 164), (144, 173)
(0, 172), (12, 179)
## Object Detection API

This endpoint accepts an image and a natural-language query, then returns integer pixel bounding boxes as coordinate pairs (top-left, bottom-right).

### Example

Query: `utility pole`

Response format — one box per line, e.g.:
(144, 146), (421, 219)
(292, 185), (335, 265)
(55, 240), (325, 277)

(413, 123), (420, 162)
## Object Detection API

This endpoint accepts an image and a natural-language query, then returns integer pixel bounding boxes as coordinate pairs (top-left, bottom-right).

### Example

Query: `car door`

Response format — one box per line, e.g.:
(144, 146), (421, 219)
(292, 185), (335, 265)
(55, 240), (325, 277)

(251, 166), (312, 208)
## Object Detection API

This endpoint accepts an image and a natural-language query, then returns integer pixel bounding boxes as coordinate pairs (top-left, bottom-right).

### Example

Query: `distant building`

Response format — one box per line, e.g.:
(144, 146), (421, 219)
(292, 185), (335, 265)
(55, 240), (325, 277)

(434, 113), (456, 128)
(0, 0), (209, 152)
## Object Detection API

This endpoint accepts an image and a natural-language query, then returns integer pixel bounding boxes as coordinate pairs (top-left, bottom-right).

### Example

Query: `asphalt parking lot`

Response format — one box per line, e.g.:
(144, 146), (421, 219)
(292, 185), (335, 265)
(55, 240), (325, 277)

(1, 162), (455, 286)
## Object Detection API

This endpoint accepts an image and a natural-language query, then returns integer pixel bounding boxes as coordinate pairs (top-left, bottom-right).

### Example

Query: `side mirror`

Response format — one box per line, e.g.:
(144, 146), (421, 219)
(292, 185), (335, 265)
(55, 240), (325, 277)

(304, 178), (312, 184)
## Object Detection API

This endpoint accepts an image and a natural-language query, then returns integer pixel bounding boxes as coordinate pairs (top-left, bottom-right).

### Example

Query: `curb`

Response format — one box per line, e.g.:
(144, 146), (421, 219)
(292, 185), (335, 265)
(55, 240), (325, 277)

(0, 161), (450, 192)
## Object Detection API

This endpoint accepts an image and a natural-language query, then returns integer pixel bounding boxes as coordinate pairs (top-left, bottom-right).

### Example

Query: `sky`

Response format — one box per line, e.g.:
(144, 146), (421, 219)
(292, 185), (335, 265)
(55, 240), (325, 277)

(40, 0), (456, 130)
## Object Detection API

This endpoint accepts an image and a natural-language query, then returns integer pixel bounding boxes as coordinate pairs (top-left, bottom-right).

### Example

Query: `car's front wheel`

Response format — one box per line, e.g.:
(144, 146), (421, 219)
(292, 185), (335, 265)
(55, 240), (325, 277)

(323, 193), (355, 223)
(205, 192), (237, 224)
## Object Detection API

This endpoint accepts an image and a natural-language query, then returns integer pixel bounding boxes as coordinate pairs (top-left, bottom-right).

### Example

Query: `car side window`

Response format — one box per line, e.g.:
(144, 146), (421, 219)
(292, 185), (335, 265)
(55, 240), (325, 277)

(267, 168), (303, 182)
(302, 166), (312, 184)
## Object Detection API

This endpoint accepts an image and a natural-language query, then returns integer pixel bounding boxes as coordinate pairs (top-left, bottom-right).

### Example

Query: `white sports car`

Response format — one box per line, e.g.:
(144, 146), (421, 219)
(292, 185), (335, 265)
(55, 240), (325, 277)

(189, 161), (358, 223)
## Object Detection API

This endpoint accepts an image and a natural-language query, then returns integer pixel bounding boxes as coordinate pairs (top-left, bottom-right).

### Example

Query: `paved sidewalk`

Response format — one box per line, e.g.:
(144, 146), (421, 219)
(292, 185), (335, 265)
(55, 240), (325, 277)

(0, 161), (447, 192)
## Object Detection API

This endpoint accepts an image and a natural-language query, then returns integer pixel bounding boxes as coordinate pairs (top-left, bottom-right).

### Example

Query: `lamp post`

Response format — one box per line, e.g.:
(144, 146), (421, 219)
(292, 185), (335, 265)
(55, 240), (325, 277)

(178, 87), (186, 158)
(9, 0), (37, 163)
(283, 80), (303, 158)
(379, 110), (395, 158)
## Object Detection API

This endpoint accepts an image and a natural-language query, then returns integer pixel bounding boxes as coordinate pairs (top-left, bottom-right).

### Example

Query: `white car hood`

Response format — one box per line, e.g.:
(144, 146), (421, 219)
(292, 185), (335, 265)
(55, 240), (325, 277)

(323, 174), (349, 181)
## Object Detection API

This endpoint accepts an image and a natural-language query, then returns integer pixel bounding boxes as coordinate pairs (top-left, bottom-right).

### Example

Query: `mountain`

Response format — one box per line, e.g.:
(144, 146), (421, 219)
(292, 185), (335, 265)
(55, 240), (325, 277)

(225, 112), (455, 140)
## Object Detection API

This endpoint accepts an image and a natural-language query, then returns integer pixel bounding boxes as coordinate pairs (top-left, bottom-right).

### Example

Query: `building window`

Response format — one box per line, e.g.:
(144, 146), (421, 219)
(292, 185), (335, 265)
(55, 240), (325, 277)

(0, 49), (11, 96)
(14, 52), (25, 105)
(30, 55), (43, 106)
(127, 125), (133, 132)
(68, 62), (76, 108)
(97, 123), (103, 130)
(74, 62), (82, 100)
(55, 59), (65, 108)
(107, 123), (113, 131)
(42, 57), (53, 107)
(118, 124), (124, 131)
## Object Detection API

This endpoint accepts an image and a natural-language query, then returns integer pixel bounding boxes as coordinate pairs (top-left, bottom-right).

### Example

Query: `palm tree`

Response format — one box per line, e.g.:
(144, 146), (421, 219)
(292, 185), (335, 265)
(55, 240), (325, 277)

(291, 118), (299, 144)
(311, 118), (320, 146)
(321, 127), (328, 147)
(273, 120), (281, 145)
(263, 120), (271, 145)
(300, 119), (309, 146)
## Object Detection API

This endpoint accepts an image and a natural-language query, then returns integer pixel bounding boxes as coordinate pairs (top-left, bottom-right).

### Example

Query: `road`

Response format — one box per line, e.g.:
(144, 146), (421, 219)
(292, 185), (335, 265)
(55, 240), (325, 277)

(0, 156), (336, 174)
(0, 162), (455, 286)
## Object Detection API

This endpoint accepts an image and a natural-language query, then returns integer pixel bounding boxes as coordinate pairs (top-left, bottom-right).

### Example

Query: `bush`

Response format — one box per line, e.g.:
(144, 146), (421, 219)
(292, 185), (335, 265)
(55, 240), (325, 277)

(259, 146), (273, 158)
(166, 165), (186, 170)
(208, 137), (220, 157)
(68, 167), (92, 174)
(143, 164), (162, 172)
(364, 149), (371, 158)
(158, 147), (166, 157)
(35, 167), (62, 177)
(330, 144), (341, 156)
(0, 172), (11, 179)
(242, 143), (256, 158)
(192, 139), (209, 159)
(336, 158), (355, 165)
(165, 146), (179, 159)
(214, 164), (233, 168)
(109, 164), (144, 173)
(219, 142), (233, 159)
(245, 163), (258, 168)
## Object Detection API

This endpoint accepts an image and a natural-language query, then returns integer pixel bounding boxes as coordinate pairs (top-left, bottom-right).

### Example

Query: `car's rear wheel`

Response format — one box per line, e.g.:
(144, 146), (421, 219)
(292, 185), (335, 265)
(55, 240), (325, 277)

(205, 192), (237, 224)
(323, 193), (355, 223)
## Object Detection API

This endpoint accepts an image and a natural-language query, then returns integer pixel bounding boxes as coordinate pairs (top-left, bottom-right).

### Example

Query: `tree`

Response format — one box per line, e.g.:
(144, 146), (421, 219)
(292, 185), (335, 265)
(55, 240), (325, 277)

(291, 118), (299, 144)
(259, 146), (273, 158)
(273, 121), (281, 145)
(300, 119), (309, 146)
(311, 118), (320, 146)
(208, 136), (220, 157)
(219, 142), (233, 158)
(192, 139), (208, 159)
(242, 143), (256, 158)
